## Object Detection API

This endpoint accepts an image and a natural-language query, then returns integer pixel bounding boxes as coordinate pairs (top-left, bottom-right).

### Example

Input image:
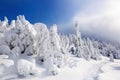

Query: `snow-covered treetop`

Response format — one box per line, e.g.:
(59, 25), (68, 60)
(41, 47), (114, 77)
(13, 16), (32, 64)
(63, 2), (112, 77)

(74, 20), (81, 39)
(50, 24), (58, 33)
(16, 15), (30, 25)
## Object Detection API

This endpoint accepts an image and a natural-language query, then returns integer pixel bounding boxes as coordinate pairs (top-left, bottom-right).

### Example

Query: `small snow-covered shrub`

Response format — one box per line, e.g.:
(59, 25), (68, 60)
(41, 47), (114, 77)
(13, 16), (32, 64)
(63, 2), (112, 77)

(17, 59), (37, 77)
(50, 51), (64, 68)
(0, 55), (14, 76)
(44, 52), (59, 76)
(11, 46), (20, 57)
(109, 53), (114, 62)
(47, 64), (58, 76)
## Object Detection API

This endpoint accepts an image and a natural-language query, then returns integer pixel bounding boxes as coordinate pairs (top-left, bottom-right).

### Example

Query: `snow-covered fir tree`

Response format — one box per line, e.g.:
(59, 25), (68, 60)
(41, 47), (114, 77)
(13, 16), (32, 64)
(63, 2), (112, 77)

(74, 20), (83, 58)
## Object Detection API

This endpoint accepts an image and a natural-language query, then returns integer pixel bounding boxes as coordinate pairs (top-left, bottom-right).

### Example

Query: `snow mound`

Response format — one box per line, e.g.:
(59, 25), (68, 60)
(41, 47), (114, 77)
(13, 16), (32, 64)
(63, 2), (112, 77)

(17, 59), (38, 77)
(0, 55), (14, 76)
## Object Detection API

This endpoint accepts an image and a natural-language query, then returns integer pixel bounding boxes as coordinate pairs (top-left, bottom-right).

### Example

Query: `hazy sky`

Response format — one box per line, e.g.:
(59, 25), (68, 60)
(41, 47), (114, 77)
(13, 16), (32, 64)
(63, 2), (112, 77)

(72, 0), (120, 43)
(0, 0), (120, 43)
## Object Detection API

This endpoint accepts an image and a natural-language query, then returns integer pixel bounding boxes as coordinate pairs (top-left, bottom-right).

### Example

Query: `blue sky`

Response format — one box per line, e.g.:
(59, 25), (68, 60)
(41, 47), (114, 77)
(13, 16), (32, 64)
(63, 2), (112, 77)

(0, 0), (84, 25)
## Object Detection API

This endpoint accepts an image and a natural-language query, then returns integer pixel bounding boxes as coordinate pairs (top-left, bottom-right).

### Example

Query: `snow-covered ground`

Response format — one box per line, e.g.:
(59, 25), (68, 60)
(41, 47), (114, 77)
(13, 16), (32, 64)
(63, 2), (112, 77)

(98, 60), (120, 80)
(1, 57), (120, 80)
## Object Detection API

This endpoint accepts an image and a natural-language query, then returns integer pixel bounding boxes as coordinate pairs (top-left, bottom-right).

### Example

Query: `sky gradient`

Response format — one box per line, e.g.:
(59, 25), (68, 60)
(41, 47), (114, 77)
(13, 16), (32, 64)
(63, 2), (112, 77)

(0, 0), (83, 25)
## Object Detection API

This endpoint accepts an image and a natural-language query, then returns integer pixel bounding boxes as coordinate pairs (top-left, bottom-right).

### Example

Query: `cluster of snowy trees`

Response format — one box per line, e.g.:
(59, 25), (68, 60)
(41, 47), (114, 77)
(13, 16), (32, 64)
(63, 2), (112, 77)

(0, 15), (120, 76)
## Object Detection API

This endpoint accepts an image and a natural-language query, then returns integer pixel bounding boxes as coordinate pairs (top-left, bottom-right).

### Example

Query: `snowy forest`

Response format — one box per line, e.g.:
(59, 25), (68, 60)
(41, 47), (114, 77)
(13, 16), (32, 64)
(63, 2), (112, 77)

(0, 15), (120, 79)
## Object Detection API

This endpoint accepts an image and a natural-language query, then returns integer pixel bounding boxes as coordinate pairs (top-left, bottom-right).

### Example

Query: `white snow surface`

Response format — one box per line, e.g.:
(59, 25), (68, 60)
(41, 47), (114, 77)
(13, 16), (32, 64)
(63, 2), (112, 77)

(1, 57), (120, 80)
(98, 60), (120, 80)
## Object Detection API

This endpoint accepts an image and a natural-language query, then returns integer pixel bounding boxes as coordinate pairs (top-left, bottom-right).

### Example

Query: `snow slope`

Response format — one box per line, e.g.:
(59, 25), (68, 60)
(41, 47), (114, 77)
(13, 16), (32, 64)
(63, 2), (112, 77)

(0, 58), (94, 80)
(98, 60), (120, 80)
(1, 57), (120, 80)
